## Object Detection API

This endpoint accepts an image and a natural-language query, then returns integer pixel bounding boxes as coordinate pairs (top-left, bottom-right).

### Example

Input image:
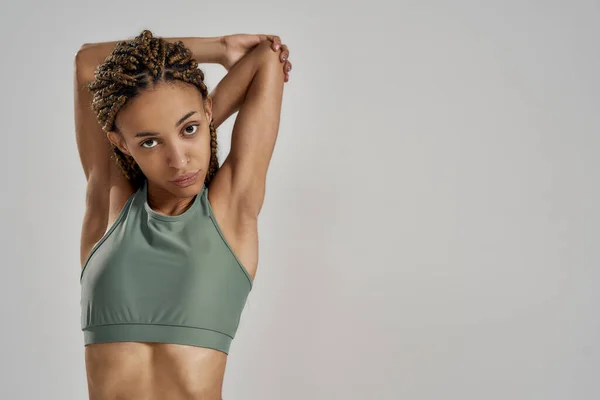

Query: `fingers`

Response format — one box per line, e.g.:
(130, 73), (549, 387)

(260, 34), (278, 48)
(279, 44), (289, 62)
(270, 36), (282, 51)
(284, 60), (292, 82)
(260, 34), (292, 82)
(260, 34), (286, 56)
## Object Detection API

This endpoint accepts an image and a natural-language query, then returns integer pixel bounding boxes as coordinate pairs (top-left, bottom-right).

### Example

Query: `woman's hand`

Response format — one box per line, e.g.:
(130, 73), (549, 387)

(221, 34), (292, 82)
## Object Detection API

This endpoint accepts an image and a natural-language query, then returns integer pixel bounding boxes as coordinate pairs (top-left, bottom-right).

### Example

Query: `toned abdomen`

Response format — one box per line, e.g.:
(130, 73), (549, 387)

(85, 342), (228, 400)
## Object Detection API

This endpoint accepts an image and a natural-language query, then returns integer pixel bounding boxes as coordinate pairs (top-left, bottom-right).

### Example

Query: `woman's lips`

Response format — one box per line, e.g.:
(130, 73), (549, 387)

(170, 171), (199, 187)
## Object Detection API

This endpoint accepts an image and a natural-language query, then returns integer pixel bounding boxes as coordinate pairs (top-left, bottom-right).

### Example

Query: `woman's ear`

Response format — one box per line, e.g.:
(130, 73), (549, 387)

(107, 131), (131, 156)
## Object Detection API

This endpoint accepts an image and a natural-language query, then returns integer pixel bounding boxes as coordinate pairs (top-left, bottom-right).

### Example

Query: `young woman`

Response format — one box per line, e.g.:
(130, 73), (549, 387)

(74, 30), (291, 399)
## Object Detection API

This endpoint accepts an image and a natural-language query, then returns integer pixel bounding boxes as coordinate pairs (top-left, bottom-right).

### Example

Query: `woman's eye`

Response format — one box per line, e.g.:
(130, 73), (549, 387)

(140, 125), (198, 149)
(141, 139), (157, 149)
(184, 124), (199, 135)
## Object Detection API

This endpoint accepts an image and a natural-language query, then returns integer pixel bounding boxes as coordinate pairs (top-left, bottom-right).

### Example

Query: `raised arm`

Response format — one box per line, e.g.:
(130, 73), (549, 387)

(208, 40), (287, 218)
(76, 36), (225, 83)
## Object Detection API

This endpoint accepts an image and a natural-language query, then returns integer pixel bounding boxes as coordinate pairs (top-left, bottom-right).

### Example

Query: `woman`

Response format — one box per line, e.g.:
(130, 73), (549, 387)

(74, 29), (292, 399)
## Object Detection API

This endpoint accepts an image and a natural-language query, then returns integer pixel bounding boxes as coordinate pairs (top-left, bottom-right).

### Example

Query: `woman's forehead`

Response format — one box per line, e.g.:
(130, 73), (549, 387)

(116, 84), (204, 130)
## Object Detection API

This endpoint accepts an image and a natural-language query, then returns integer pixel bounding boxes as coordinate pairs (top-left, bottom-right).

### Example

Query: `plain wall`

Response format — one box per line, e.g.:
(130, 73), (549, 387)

(0, 0), (598, 398)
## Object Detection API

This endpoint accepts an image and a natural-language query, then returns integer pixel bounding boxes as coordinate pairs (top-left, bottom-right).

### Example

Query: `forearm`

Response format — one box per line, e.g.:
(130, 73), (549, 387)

(76, 36), (225, 81)
(209, 41), (273, 129)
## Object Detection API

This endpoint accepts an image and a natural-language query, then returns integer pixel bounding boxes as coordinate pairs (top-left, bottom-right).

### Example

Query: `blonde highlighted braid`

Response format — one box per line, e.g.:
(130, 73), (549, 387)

(87, 29), (219, 189)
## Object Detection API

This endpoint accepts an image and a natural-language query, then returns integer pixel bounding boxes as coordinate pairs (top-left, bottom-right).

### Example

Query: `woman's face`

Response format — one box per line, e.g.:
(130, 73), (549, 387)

(108, 80), (213, 194)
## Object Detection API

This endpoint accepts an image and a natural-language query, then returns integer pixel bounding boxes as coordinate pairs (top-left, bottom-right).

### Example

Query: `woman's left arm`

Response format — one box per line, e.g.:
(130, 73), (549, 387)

(209, 40), (290, 217)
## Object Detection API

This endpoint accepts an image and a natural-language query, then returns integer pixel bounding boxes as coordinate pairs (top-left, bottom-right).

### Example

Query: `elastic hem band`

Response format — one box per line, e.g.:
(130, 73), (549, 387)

(83, 323), (232, 355)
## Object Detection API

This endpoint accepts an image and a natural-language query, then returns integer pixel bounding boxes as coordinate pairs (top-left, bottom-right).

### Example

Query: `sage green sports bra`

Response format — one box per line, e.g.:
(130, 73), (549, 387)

(80, 178), (253, 355)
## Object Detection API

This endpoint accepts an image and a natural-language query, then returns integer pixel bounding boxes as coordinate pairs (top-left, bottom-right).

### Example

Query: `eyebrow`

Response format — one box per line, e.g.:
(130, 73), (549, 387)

(134, 111), (198, 138)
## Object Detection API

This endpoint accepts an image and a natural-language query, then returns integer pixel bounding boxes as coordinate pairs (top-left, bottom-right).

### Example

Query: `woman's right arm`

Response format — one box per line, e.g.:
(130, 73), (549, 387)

(74, 51), (117, 183)
(74, 51), (134, 267)
(75, 36), (225, 82)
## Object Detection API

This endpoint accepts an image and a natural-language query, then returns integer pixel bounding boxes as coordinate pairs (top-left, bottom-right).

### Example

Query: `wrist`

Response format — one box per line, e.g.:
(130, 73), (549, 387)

(165, 36), (225, 65)
(202, 36), (226, 66)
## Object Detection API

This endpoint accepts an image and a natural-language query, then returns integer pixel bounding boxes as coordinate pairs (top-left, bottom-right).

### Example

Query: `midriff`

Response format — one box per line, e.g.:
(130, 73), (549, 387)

(84, 341), (228, 400)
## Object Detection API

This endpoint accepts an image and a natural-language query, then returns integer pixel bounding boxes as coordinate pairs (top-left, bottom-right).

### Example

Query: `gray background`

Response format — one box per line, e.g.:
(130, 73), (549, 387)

(1, 0), (598, 399)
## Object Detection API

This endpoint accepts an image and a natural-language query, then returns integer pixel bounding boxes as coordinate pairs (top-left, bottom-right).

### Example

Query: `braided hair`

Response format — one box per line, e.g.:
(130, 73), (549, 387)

(87, 29), (218, 189)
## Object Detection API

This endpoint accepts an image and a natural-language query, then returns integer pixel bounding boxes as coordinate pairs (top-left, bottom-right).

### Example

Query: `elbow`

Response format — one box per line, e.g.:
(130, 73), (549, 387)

(75, 43), (91, 63)
(74, 47), (95, 83)
(254, 41), (287, 76)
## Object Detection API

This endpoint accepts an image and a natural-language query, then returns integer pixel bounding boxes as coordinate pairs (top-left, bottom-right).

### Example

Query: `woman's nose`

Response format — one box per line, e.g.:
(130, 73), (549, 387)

(167, 146), (189, 169)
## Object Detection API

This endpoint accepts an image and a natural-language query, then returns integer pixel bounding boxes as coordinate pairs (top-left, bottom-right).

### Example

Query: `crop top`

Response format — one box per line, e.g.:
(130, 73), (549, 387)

(80, 178), (253, 354)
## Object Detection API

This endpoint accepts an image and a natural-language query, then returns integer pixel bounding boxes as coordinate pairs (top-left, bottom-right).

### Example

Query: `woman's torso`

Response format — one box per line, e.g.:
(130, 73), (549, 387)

(81, 180), (257, 400)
